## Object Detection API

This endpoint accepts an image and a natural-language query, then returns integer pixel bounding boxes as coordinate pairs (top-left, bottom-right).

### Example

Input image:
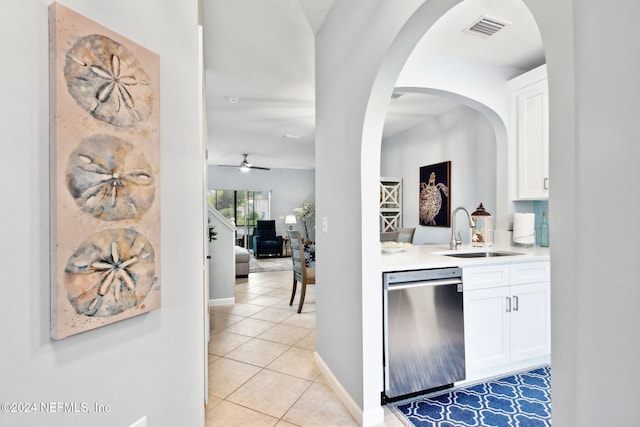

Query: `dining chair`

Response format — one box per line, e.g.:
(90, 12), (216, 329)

(396, 227), (416, 243)
(287, 230), (315, 313)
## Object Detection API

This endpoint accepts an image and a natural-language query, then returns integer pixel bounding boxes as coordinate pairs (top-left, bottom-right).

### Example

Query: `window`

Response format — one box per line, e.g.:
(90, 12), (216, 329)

(208, 190), (271, 248)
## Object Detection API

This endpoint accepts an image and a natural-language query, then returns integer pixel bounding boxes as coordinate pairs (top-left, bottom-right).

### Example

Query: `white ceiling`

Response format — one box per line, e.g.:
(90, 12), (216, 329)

(202, 0), (544, 171)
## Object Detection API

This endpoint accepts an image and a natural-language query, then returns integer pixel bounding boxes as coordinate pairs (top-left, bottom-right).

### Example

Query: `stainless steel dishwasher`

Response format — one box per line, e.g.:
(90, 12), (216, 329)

(383, 267), (465, 402)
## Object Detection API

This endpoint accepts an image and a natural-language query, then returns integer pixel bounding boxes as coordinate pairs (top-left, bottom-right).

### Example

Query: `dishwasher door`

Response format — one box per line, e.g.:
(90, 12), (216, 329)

(383, 269), (465, 401)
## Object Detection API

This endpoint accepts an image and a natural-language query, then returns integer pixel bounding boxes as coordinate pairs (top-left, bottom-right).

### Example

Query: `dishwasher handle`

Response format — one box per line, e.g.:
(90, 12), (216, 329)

(387, 278), (463, 291)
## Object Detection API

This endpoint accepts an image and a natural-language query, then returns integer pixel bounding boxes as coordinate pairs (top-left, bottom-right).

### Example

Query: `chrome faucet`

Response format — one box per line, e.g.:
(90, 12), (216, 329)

(450, 206), (475, 250)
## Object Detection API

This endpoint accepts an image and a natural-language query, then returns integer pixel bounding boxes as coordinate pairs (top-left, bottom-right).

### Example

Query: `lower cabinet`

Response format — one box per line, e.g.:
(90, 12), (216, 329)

(463, 262), (551, 382)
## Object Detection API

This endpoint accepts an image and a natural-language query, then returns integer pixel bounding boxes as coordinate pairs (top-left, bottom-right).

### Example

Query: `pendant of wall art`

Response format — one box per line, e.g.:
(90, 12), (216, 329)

(49, 2), (160, 339)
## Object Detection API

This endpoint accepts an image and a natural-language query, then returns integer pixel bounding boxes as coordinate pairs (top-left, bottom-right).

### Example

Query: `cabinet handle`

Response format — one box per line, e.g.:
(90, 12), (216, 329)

(506, 296), (511, 313)
(513, 295), (519, 311)
(544, 177), (549, 190)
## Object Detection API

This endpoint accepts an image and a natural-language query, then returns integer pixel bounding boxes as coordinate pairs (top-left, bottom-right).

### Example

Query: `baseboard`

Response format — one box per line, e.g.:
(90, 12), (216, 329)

(461, 355), (551, 386)
(209, 297), (235, 307)
(313, 352), (384, 426)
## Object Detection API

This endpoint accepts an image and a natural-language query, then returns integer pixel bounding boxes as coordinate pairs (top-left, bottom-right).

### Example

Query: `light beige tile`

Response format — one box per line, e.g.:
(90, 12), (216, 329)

(250, 307), (295, 323)
(273, 296), (316, 313)
(274, 421), (299, 427)
(283, 382), (358, 427)
(225, 338), (289, 367)
(208, 357), (261, 399)
(258, 323), (312, 346)
(314, 373), (328, 385)
(270, 299), (302, 311)
(205, 395), (222, 413)
(265, 287), (295, 299)
(208, 330), (252, 356)
(281, 312), (316, 329)
(293, 330), (316, 350)
(227, 370), (312, 419)
(249, 271), (290, 286)
(234, 291), (259, 303)
(210, 311), (245, 330)
(267, 347), (320, 381)
(212, 302), (266, 317)
(243, 285), (275, 295)
(254, 278), (289, 289)
(234, 282), (251, 292)
(205, 400), (278, 427)
(208, 354), (221, 364)
(245, 295), (285, 307)
(225, 317), (277, 337)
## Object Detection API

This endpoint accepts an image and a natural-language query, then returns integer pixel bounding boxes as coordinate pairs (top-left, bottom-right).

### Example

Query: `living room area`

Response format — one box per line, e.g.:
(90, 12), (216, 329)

(207, 164), (315, 306)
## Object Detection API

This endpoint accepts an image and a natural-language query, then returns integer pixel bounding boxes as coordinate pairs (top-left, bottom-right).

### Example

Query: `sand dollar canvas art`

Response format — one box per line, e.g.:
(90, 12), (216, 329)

(50, 3), (160, 339)
(66, 135), (156, 221)
(64, 34), (154, 128)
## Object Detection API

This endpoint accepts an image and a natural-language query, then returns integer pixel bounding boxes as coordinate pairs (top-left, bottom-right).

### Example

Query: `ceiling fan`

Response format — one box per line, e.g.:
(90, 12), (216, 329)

(218, 153), (271, 172)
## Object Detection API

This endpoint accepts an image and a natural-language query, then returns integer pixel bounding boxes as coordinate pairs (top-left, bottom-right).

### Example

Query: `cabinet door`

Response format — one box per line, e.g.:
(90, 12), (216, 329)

(464, 287), (510, 375)
(515, 78), (549, 199)
(510, 282), (551, 362)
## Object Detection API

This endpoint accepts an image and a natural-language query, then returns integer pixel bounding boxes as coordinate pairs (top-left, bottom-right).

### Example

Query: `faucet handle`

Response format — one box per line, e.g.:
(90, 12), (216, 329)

(454, 231), (463, 249)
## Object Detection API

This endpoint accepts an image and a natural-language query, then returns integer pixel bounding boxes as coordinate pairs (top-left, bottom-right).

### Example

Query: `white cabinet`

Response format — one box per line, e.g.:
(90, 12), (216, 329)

(509, 65), (549, 200)
(510, 282), (551, 362)
(464, 286), (511, 373)
(463, 261), (550, 381)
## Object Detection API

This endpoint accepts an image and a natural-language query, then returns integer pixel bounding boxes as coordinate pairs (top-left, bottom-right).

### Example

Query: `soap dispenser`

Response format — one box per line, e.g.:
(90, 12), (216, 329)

(470, 203), (493, 247)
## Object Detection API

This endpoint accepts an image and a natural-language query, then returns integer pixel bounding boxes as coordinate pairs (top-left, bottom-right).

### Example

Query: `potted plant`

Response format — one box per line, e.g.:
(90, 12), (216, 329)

(294, 201), (315, 243)
(208, 218), (217, 242)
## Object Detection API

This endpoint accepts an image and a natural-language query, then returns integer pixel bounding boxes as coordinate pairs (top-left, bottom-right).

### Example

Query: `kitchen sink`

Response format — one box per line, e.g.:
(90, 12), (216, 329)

(443, 251), (524, 258)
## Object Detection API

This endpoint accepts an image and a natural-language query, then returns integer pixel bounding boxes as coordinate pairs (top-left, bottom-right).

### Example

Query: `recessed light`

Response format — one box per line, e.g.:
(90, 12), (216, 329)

(226, 96), (240, 104)
(284, 134), (302, 140)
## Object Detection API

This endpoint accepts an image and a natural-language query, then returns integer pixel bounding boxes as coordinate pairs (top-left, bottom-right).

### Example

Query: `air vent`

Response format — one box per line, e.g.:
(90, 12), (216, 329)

(466, 15), (509, 38)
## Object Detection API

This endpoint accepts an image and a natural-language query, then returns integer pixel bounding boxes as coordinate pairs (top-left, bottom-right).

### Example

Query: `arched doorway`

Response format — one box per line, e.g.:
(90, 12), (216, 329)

(313, 0), (582, 424)
(364, 0), (549, 420)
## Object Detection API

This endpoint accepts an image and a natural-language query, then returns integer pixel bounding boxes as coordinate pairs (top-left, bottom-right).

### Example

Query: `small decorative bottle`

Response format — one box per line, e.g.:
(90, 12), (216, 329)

(539, 211), (549, 247)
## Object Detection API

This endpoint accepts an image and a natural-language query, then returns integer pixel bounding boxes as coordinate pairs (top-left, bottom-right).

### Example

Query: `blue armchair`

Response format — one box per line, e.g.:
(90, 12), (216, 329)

(252, 220), (283, 258)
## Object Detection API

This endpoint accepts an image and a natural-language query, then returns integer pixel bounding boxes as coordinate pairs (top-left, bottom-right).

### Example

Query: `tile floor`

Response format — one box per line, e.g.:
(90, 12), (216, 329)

(205, 269), (405, 427)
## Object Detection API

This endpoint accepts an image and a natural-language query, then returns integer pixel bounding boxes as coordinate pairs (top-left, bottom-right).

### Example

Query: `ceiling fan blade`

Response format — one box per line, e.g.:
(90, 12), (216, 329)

(217, 154), (270, 171)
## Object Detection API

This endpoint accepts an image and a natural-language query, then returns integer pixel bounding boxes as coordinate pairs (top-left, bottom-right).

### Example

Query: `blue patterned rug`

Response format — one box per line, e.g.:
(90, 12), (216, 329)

(393, 366), (551, 427)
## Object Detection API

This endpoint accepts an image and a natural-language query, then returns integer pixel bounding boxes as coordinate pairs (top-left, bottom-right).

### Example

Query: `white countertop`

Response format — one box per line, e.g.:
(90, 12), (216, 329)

(381, 243), (550, 272)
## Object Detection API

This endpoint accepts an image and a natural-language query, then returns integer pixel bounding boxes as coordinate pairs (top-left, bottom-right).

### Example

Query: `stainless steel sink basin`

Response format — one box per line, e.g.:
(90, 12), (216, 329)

(443, 251), (524, 258)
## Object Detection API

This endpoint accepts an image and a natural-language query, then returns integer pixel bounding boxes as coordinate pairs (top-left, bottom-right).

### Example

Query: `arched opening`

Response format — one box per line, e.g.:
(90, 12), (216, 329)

(381, 87), (507, 245)
(359, 0), (548, 421)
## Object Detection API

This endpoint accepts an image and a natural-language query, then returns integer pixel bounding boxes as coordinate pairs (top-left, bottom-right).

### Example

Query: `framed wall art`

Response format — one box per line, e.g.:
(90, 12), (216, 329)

(49, 3), (161, 339)
(419, 161), (450, 227)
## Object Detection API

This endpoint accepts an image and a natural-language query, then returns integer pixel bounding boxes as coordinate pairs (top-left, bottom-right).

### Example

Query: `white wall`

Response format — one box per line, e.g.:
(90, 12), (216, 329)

(381, 106), (497, 244)
(0, 1), (205, 426)
(316, 1), (463, 423)
(208, 165), (315, 239)
(208, 208), (236, 303)
(317, 0), (640, 426)
(529, 1), (640, 425)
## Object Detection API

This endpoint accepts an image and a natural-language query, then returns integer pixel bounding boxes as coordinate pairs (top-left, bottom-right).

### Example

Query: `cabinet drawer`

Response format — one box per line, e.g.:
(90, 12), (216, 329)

(463, 265), (510, 291)
(510, 262), (550, 285)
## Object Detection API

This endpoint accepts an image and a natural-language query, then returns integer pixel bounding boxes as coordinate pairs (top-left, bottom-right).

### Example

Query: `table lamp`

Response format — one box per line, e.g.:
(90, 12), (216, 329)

(285, 215), (297, 230)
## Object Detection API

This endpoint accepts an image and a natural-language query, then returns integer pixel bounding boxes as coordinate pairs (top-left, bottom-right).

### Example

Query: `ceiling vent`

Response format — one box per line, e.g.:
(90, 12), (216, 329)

(465, 15), (509, 38)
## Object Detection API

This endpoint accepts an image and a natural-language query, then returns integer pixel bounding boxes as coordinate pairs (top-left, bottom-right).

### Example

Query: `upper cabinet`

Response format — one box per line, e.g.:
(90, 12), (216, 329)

(509, 65), (549, 200)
